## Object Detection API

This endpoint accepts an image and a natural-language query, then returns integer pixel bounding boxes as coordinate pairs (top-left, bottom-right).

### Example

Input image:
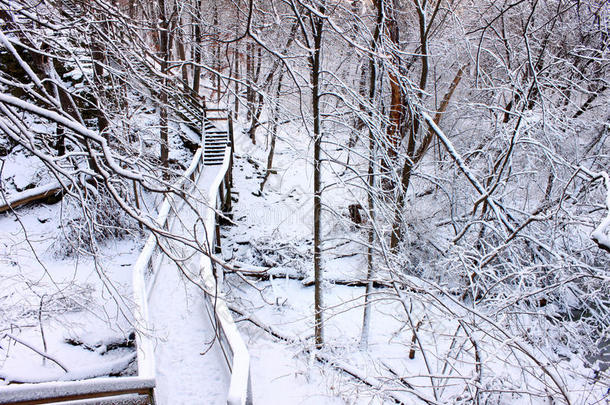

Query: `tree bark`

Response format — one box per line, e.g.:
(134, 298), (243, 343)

(259, 69), (285, 193)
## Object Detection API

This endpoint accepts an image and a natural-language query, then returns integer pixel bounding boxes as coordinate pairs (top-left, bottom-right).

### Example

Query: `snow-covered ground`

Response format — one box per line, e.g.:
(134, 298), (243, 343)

(0, 199), (139, 384)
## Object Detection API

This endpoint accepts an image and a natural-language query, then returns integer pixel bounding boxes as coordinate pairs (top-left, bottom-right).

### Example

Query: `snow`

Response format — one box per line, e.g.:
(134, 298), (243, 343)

(0, 353), (136, 383)
(590, 170), (610, 251)
(0, 148), (141, 391)
(0, 148), (47, 192)
(0, 219), (140, 388)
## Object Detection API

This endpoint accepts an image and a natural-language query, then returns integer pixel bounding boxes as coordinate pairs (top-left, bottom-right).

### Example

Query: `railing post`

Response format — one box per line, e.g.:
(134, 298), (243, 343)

(215, 216), (222, 254)
(201, 95), (207, 116)
(224, 115), (234, 217)
(219, 181), (226, 212)
(149, 387), (157, 405)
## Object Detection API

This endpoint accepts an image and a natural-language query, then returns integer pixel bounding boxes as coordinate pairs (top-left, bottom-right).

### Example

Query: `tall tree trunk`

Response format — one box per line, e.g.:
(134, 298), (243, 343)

(213, 2), (221, 102)
(158, 0), (170, 176)
(311, 5), (326, 350)
(91, 26), (108, 134)
(385, 16), (402, 161)
(390, 0), (430, 250)
(259, 69), (285, 193)
(246, 39), (254, 124)
(191, 0), (203, 97)
(233, 44), (240, 116)
(176, 17), (189, 93)
(360, 0), (383, 350)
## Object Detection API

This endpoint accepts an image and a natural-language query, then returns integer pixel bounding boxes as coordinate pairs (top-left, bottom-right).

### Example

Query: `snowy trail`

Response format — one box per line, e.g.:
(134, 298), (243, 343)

(147, 166), (230, 405)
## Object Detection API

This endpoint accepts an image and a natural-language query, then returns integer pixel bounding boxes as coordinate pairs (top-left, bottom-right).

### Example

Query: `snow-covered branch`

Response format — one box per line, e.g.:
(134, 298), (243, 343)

(584, 168), (610, 253)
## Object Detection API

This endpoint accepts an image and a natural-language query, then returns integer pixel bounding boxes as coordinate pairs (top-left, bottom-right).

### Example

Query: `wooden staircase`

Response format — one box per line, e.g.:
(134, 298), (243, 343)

(114, 45), (233, 165)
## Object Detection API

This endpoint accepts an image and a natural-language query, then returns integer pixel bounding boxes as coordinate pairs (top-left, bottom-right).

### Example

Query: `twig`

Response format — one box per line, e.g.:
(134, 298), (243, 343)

(38, 295), (47, 367)
(4, 332), (69, 373)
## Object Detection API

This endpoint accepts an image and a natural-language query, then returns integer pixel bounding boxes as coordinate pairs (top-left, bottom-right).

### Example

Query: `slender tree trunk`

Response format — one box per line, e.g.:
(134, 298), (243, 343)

(390, 0), (430, 250)
(191, 0), (203, 97)
(311, 5), (325, 350)
(158, 0), (169, 176)
(176, 18), (189, 93)
(360, 0), (383, 350)
(234, 44), (240, 116)
(91, 28), (108, 134)
(246, 40), (254, 124)
(213, 2), (221, 102)
(386, 16), (402, 161)
(259, 69), (285, 193)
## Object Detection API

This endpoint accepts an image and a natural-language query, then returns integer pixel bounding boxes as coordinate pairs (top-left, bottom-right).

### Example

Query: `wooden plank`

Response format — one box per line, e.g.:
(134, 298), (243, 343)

(4, 389), (152, 405)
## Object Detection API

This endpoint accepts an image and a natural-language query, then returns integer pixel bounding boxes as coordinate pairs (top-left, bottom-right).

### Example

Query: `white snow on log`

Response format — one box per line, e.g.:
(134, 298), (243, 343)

(0, 353), (137, 384)
(0, 182), (62, 213)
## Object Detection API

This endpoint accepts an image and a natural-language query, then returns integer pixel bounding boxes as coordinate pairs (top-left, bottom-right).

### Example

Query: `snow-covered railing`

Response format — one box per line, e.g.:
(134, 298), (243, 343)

(200, 146), (253, 405)
(0, 377), (155, 404)
(131, 147), (206, 388)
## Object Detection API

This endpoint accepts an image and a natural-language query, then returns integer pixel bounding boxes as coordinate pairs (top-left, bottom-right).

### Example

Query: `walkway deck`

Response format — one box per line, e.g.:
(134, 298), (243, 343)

(148, 166), (230, 405)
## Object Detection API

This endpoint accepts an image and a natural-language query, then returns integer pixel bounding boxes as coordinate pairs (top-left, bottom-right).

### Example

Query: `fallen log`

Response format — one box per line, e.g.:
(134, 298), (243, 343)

(0, 352), (136, 384)
(0, 182), (63, 214)
(229, 268), (396, 288)
(226, 263), (425, 292)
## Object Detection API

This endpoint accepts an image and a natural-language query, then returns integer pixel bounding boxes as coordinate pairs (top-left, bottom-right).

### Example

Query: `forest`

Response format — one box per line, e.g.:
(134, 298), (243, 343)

(0, 0), (608, 403)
